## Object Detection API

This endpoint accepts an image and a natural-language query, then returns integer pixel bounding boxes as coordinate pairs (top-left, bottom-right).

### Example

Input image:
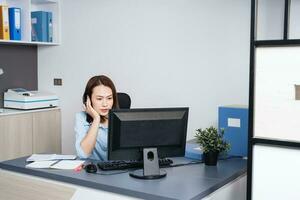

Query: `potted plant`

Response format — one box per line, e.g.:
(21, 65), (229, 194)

(195, 126), (230, 166)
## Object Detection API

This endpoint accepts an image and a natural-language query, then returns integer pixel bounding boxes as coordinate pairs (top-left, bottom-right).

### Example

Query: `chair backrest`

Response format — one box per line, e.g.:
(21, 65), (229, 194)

(117, 92), (131, 109)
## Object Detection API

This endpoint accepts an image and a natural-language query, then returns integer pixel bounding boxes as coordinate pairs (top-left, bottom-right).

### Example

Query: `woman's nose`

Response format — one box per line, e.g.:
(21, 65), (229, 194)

(102, 99), (108, 106)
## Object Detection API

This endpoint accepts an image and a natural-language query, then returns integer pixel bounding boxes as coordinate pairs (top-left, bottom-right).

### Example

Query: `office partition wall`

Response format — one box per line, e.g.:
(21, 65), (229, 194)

(248, 0), (300, 199)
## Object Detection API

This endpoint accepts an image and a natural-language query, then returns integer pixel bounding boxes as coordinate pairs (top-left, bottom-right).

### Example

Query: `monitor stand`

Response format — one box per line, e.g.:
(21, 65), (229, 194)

(129, 148), (167, 179)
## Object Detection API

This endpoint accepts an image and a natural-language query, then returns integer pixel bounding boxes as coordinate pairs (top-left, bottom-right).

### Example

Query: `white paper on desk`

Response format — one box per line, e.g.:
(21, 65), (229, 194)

(26, 161), (57, 168)
(53, 154), (77, 160)
(26, 154), (56, 162)
(26, 154), (76, 162)
(50, 160), (85, 170)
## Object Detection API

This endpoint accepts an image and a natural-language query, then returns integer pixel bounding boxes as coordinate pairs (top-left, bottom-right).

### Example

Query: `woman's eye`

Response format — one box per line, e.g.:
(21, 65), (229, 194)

(108, 97), (113, 100)
(96, 98), (102, 101)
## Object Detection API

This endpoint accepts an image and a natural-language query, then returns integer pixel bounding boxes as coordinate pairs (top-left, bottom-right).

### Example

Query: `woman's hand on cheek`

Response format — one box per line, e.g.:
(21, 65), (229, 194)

(84, 97), (100, 122)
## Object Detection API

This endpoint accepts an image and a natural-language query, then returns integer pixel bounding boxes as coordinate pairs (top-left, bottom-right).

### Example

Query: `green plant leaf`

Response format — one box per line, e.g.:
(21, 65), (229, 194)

(194, 126), (230, 153)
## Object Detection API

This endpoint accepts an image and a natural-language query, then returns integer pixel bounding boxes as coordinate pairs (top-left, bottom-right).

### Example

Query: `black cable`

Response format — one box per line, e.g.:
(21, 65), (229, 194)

(95, 169), (131, 175)
(163, 160), (204, 168)
(163, 155), (245, 168)
(219, 155), (244, 160)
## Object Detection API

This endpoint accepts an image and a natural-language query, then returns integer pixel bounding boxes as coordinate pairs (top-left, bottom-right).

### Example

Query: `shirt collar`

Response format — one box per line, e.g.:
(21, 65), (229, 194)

(99, 124), (108, 129)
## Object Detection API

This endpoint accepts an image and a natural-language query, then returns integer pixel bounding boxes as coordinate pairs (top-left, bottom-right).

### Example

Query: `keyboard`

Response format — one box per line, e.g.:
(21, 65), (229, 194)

(97, 158), (173, 171)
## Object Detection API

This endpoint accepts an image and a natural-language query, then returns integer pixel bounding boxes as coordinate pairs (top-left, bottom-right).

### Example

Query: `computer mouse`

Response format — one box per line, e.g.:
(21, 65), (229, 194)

(85, 163), (97, 173)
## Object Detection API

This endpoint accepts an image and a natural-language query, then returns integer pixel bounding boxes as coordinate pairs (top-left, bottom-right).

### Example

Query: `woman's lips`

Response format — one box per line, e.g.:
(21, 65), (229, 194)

(100, 109), (108, 113)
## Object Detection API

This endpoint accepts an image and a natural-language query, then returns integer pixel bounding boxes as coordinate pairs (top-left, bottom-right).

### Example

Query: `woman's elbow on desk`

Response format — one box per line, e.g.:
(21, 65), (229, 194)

(76, 143), (91, 159)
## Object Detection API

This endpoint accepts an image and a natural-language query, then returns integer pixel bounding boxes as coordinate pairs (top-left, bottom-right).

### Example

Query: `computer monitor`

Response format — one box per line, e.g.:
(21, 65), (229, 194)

(107, 107), (189, 179)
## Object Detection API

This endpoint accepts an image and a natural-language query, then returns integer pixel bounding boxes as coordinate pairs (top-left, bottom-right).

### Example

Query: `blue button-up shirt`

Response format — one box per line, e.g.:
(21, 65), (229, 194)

(74, 112), (108, 161)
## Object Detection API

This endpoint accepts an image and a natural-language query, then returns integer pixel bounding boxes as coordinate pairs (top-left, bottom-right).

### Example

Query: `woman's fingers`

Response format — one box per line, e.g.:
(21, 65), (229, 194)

(86, 96), (91, 107)
(84, 97), (92, 114)
(85, 96), (99, 120)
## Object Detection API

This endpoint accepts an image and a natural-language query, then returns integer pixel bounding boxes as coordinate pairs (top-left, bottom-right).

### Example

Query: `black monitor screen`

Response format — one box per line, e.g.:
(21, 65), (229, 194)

(108, 107), (189, 160)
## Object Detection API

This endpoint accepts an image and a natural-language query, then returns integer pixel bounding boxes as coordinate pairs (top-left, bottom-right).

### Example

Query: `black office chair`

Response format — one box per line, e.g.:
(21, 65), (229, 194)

(117, 92), (131, 109)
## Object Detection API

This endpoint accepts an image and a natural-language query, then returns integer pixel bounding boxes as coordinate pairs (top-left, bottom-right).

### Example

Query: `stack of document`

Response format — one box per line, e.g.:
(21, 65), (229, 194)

(26, 154), (77, 162)
(26, 160), (85, 170)
(26, 154), (84, 170)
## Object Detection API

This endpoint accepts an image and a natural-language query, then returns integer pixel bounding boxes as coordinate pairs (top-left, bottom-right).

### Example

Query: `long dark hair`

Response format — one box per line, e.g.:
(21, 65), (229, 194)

(83, 75), (119, 123)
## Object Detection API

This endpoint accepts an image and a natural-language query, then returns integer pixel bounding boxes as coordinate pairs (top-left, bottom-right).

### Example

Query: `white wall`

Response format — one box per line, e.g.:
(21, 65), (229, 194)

(38, 0), (251, 154)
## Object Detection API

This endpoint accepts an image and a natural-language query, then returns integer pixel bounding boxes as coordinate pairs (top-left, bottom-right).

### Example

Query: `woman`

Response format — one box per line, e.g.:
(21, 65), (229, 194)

(75, 75), (119, 160)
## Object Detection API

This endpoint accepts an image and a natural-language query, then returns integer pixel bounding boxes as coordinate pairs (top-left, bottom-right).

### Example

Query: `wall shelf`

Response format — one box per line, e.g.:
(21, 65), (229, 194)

(0, 39), (59, 46)
(0, 0), (60, 46)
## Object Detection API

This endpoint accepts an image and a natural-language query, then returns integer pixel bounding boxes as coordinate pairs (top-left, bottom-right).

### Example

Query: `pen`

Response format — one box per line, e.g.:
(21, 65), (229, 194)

(49, 160), (61, 167)
(74, 164), (84, 172)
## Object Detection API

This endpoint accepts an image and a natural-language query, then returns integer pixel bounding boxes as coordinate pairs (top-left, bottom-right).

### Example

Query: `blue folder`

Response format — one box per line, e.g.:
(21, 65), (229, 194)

(31, 11), (48, 42)
(9, 7), (21, 40)
(218, 105), (248, 157)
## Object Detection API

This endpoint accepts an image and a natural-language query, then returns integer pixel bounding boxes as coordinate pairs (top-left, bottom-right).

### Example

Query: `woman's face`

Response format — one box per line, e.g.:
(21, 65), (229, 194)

(91, 85), (114, 118)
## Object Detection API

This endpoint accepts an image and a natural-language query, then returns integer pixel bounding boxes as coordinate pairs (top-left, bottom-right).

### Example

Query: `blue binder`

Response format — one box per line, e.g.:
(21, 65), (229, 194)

(9, 7), (21, 40)
(31, 11), (47, 42)
(218, 105), (248, 157)
(47, 12), (53, 42)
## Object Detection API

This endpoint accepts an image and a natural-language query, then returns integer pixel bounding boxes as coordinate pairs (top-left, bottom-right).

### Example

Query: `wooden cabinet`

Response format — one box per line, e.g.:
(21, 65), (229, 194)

(33, 109), (61, 154)
(0, 114), (32, 161)
(0, 108), (61, 161)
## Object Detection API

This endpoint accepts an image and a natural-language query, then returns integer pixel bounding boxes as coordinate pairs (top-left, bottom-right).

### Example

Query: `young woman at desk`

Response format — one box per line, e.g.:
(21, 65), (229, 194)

(75, 75), (119, 160)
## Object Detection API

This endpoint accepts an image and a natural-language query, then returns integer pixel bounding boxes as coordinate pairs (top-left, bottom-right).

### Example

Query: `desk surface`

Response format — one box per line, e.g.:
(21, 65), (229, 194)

(0, 157), (247, 200)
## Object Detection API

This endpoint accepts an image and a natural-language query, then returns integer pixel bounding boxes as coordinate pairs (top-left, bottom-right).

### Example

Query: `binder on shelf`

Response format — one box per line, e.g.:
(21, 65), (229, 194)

(31, 11), (47, 42)
(47, 12), (53, 42)
(0, 5), (10, 40)
(9, 7), (21, 40)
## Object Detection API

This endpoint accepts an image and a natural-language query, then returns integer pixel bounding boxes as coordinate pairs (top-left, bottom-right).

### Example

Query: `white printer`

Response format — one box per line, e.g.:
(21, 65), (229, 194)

(4, 88), (59, 110)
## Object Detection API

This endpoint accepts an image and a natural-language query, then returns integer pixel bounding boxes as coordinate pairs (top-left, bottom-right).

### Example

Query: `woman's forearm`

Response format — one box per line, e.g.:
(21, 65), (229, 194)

(80, 118), (100, 155)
